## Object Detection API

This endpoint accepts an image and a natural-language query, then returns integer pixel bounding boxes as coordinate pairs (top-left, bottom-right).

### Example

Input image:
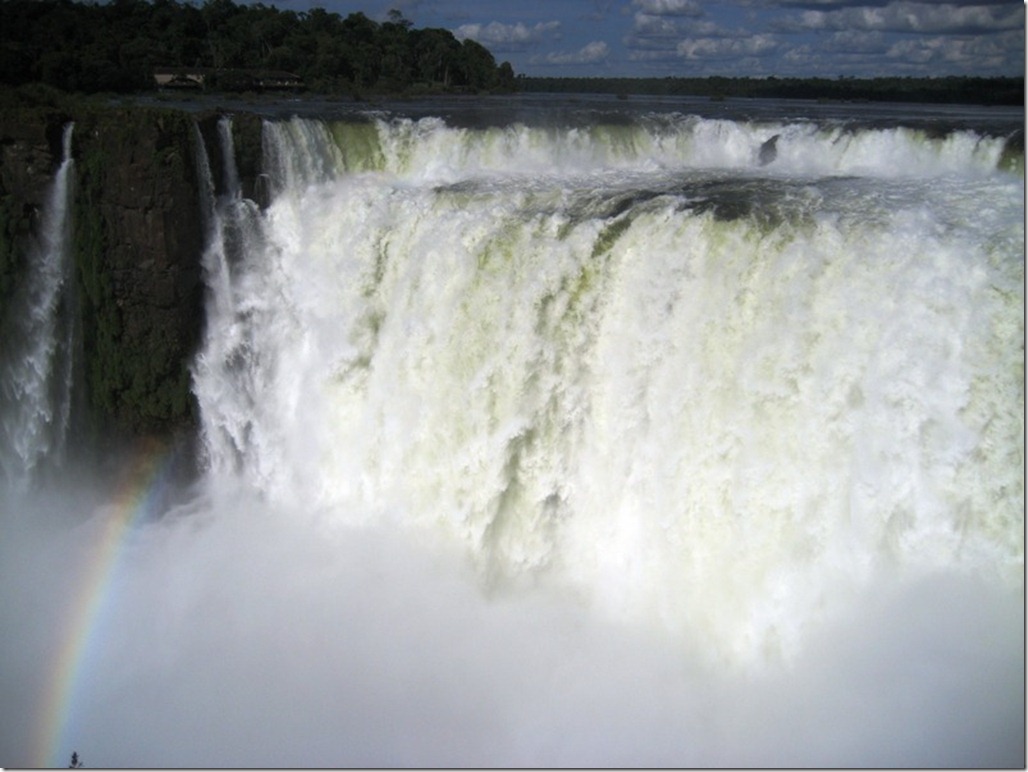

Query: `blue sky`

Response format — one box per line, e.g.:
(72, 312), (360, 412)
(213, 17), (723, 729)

(251, 0), (1025, 78)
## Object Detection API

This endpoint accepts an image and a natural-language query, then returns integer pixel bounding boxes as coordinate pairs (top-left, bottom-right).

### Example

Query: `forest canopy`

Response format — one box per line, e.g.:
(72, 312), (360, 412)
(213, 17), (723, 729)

(0, 0), (516, 96)
(0, 0), (1020, 105)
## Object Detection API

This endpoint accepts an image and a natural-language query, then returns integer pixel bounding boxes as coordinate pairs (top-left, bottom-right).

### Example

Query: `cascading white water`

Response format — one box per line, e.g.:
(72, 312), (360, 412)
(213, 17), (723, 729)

(258, 113), (1012, 181)
(0, 124), (76, 487)
(192, 117), (277, 479)
(2, 105), (1020, 769)
(193, 113), (1023, 664)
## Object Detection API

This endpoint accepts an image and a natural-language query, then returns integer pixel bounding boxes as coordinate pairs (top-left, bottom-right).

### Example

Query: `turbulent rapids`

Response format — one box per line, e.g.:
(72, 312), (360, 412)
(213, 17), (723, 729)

(1, 97), (1024, 767)
(197, 108), (1023, 659)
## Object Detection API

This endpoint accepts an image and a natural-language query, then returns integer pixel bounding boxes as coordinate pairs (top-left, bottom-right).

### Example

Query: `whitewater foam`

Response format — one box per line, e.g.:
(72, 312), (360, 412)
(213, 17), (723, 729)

(184, 112), (1024, 664)
(285, 113), (1018, 182)
(0, 124), (76, 487)
(1, 103), (1021, 767)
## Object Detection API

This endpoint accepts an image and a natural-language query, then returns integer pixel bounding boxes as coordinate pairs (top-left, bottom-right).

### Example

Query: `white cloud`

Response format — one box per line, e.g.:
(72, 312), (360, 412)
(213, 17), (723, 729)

(828, 28), (887, 50)
(631, 0), (704, 16)
(626, 2), (725, 52)
(887, 30), (1020, 69)
(797, 1), (1024, 34)
(886, 36), (942, 63)
(627, 49), (681, 62)
(771, 0), (891, 7)
(781, 44), (817, 65)
(535, 40), (611, 65)
(454, 20), (562, 50)
(632, 13), (688, 38)
(676, 33), (781, 59)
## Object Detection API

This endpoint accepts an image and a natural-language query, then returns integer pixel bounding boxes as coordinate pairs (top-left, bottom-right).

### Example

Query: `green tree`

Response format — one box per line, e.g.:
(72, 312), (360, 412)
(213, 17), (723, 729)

(379, 14), (413, 90)
(339, 12), (381, 91)
(411, 28), (461, 87)
(497, 61), (515, 92)
(0, 0), (517, 96)
(457, 38), (497, 92)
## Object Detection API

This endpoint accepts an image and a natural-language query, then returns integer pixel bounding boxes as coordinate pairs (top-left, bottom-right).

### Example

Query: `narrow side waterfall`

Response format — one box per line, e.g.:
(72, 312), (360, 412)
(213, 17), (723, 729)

(0, 124), (77, 487)
(192, 117), (274, 479)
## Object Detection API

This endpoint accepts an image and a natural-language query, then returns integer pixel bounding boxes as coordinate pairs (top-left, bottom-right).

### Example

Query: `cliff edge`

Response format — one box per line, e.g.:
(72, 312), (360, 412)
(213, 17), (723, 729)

(0, 104), (263, 448)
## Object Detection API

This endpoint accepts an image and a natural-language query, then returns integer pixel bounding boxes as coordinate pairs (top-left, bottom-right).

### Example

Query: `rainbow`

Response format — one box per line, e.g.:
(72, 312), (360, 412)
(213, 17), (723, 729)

(35, 438), (179, 768)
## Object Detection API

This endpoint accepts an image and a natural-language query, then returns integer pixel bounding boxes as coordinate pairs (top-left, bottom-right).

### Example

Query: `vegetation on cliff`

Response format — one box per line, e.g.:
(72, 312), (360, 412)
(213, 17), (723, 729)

(0, 0), (515, 97)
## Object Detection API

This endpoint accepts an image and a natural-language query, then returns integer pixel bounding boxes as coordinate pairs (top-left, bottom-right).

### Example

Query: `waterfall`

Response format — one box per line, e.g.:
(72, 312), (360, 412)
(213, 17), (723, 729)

(190, 113), (1023, 661)
(192, 117), (280, 482)
(217, 116), (242, 199)
(2, 103), (1020, 768)
(0, 124), (77, 487)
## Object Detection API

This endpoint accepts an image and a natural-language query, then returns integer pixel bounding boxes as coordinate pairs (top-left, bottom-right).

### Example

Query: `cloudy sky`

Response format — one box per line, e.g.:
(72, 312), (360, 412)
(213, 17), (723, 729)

(253, 0), (1025, 78)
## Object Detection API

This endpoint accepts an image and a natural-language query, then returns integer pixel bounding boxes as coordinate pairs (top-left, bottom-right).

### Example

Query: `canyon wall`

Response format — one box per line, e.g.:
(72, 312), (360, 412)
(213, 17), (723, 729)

(0, 104), (262, 444)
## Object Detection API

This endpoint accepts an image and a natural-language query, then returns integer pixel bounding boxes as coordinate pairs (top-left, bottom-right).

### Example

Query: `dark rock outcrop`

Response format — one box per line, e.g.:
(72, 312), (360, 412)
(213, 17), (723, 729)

(70, 107), (207, 437)
(758, 133), (780, 166)
(0, 105), (225, 444)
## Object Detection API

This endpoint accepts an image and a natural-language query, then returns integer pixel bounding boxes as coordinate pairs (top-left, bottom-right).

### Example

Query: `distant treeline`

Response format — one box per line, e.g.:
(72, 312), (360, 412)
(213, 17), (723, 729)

(0, 0), (515, 96)
(518, 76), (1024, 107)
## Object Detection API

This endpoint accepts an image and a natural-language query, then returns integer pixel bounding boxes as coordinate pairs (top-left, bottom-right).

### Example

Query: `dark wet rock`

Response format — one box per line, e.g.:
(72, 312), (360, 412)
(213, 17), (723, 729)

(0, 106), (209, 439)
(758, 133), (780, 166)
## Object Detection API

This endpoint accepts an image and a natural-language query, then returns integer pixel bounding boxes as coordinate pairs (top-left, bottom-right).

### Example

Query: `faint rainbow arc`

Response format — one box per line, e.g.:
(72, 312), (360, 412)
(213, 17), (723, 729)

(35, 439), (176, 768)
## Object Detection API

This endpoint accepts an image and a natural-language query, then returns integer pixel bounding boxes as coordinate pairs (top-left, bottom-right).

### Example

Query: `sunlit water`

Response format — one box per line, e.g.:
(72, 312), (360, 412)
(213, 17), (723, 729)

(0, 125), (76, 485)
(1, 96), (1023, 768)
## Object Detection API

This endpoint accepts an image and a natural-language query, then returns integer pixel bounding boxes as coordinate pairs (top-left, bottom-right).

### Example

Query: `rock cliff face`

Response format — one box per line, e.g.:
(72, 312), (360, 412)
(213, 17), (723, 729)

(0, 104), (264, 447)
(72, 107), (206, 437)
(0, 109), (70, 322)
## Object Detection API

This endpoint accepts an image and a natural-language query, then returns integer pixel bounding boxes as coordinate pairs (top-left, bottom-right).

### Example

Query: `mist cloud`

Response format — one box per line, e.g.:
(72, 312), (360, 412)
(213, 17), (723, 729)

(1, 483), (1022, 768)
